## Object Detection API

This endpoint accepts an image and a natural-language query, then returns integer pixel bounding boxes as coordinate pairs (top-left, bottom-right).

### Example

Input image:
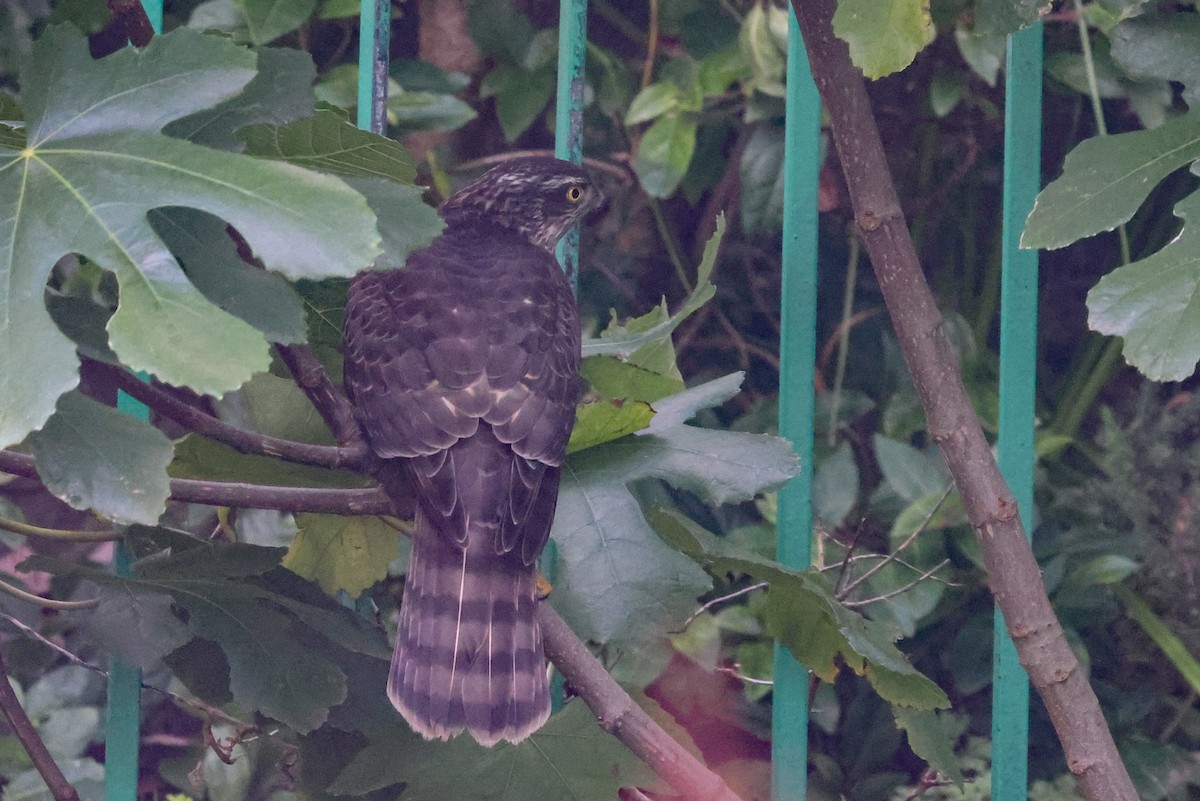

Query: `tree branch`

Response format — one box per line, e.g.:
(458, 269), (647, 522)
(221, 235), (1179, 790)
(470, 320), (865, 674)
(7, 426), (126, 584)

(789, 2), (1137, 799)
(0, 652), (80, 801)
(274, 344), (368, 451)
(538, 605), (743, 801)
(0, 449), (394, 516)
(89, 360), (370, 471)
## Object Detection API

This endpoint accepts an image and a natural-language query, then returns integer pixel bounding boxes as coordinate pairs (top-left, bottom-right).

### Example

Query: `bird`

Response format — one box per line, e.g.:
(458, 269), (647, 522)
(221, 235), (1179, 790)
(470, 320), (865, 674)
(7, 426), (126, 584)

(341, 156), (601, 746)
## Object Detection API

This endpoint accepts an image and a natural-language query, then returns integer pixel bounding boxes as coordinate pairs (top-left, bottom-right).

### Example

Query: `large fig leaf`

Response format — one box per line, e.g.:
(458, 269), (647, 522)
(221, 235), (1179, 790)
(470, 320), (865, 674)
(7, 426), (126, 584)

(0, 26), (381, 450)
(550, 418), (799, 645)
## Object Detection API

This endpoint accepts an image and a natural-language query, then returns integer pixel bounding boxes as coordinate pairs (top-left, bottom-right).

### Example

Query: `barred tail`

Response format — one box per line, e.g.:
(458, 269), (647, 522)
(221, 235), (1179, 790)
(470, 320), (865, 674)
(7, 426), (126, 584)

(387, 509), (551, 747)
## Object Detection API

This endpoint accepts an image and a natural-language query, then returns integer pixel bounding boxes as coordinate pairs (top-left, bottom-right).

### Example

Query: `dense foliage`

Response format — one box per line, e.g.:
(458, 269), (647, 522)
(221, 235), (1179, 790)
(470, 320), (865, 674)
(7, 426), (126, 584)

(0, 1), (1200, 800)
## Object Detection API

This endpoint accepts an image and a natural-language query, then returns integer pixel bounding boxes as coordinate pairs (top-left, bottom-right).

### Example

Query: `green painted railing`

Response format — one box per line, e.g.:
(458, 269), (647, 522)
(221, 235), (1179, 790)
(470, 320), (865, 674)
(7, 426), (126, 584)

(99, 6), (1043, 800)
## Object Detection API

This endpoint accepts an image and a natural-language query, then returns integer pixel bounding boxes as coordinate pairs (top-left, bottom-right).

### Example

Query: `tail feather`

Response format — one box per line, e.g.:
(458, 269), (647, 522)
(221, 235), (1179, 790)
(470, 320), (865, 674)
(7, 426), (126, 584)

(387, 509), (550, 746)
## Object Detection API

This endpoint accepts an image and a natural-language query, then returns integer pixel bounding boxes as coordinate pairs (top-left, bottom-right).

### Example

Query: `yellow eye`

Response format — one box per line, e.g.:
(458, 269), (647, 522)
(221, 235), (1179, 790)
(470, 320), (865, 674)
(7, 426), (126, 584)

(565, 186), (584, 203)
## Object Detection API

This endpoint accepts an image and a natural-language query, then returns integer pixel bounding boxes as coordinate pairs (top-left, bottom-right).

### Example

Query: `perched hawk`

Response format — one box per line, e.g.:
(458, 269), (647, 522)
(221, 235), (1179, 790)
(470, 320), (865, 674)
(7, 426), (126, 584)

(342, 157), (601, 746)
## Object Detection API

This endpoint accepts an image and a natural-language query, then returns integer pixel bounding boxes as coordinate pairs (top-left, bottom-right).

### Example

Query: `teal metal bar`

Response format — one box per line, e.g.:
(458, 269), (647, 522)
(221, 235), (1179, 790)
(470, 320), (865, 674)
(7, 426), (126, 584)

(992, 22), (1043, 801)
(553, 0), (588, 291)
(773, 9), (820, 801)
(356, 0), (390, 133)
(103, 3), (163, 794)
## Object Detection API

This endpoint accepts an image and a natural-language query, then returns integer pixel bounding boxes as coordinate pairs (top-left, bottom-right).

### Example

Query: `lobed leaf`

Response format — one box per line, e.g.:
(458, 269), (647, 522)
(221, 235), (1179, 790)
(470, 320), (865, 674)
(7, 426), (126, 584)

(1021, 108), (1200, 251)
(0, 27), (381, 449)
(832, 0), (935, 80)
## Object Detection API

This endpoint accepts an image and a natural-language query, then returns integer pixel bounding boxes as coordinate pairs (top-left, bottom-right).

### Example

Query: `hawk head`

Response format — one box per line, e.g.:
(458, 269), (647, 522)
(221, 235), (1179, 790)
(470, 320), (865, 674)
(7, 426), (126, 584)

(439, 156), (602, 252)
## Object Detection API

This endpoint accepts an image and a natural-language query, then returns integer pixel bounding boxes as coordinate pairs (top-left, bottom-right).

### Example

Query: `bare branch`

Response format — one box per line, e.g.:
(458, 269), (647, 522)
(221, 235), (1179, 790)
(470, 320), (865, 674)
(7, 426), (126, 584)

(90, 360), (368, 471)
(538, 604), (744, 801)
(0, 652), (80, 801)
(839, 483), (953, 599)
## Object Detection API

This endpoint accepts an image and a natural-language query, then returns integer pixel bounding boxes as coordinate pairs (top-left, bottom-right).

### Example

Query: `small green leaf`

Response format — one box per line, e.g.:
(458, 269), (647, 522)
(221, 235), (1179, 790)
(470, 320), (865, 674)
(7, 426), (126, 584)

(953, 27), (1005, 86)
(1022, 108), (1200, 250)
(973, 0), (1052, 38)
(284, 514), (398, 596)
(813, 442), (859, 526)
(566, 399), (655, 453)
(1118, 586), (1200, 695)
(188, 0), (316, 46)
(30, 391), (173, 525)
(633, 113), (697, 197)
(583, 214), (724, 359)
(874, 435), (948, 504)
(625, 82), (680, 125)
(581, 355), (685, 403)
(893, 708), (964, 785)
(1066, 554), (1139, 587)
(832, 0), (935, 80)
(1087, 191), (1200, 380)
(482, 63), (555, 142)
(740, 124), (785, 233)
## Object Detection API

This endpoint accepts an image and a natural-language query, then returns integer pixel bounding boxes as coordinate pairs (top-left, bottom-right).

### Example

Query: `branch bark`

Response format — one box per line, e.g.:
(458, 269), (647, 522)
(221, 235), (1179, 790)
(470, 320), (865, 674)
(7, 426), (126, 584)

(0, 653), (80, 801)
(788, 2), (1136, 799)
(539, 605), (742, 801)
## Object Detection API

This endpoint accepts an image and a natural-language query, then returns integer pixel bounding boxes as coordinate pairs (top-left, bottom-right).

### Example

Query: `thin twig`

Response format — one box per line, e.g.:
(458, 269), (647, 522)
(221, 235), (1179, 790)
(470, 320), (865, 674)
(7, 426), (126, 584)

(0, 516), (120, 543)
(717, 664), (774, 687)
(0, 652), (80, 801)
(0, 448), (394, 516)
(0, 575), (97, 610)
(675, 581), (768, 632)
(640, 0), (659, 88)
(839, 484), (953, 599)
(842, 559), (951, 607)
(273, 344), (368, 451)
(0, 612), (256, 733)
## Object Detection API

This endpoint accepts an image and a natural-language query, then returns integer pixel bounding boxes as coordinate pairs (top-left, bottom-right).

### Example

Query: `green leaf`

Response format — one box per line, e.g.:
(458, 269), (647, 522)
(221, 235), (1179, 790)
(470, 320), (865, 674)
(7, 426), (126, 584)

(625, 82), (681, 125)
(650, 507), (949, 710)
(633, 113), (697, 197)
(466, 0), (535, 65)
(84, 588), (192, 670)
(329, 700), (654, 798)
(0, 27), (381, 450)
(150, 208), (308, 344)
(481, 63), (555, 142)
(832, 0), (935, 80)
(239, 108), (444, 270)
(973, 0), (1052, 38)
(566, 399), (655, 453)
(1021, 108), (1200, 250)
(188, 0), (316, 46)
(874, 435), (948, 504)
(1117, 586), (1200, 696)
(583, 214), (723, 359)
(740, 124), (785, 233)
(5, 758), (105, 801)
(893, 708), (964, 785)
(29, 547), (361, 732)
(1065, 554), (1139, 587)
(552, 422), (797, 644)
(1110, 12), (1200, 107)
(388, 90), (477, 133)
(953, 27), (1005, 86)
(644, 372), (745, 433)
(284, 514), (398, 596)
(1087, 191), (1200, 380)
(813, 441), (859, 527)
(581, 355), (685, 403)
(739, 3), (787, 97)
(29, 391), (173, 524)
(165, 46), (317, 150)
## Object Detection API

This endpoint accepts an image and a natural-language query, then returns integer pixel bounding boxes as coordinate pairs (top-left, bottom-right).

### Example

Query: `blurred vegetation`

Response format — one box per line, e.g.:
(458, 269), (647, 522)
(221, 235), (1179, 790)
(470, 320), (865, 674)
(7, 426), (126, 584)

(2, 0), (1200, 799)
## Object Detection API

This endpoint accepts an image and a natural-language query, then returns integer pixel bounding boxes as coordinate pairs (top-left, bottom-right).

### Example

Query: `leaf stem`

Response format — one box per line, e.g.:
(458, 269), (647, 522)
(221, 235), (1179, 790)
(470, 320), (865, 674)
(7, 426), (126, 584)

(0, 575), (97, 610)
(0, 515), (119, 543)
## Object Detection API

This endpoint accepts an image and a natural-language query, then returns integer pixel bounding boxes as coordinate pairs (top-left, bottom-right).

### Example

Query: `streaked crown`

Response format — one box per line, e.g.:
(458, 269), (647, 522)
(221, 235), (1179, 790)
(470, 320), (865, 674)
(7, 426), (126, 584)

(439, 157), (601, 252)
